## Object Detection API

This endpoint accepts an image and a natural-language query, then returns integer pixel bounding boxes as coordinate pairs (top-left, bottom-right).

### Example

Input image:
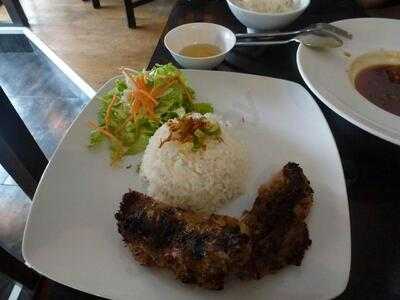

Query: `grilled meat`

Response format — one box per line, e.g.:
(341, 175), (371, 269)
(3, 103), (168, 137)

(115, 162), (313, 290)
(115, 191), (251, 290)
(239, 162), (313, 279)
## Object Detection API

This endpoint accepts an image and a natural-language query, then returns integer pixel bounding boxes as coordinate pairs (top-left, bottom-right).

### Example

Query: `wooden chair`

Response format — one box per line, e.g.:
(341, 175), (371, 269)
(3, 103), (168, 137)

(123, 0), (155, 28)
(2, 0), (29, 26)
(0, 86), (47, 296)
(83, 0), (155, 28)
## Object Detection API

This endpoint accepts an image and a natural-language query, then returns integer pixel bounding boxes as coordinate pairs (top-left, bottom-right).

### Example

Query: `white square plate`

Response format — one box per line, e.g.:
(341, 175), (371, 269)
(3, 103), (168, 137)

(23, 70), (350, 300)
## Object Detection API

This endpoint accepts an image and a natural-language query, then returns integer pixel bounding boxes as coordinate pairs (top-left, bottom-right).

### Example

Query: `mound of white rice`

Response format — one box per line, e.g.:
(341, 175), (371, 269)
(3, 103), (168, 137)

(140, 113), (248, 213)
(235, 0), (298, 13)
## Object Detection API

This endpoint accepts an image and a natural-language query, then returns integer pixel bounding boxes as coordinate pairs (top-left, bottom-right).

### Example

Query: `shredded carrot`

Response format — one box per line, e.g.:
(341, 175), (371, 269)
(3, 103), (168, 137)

(115, 116), (133, 134)
(88, 70), (193, 164)
(129, 88), (135, 104)
(151, 78), (177, 98)
(89, 121), (127, 166)
(128, 74), (160, 119)
(105, 95), (117, 130)
(132, 92), (142, 117)
(136, 89), (157, 104)
(133, 75), (147, 90)
(88, 121), (124, 148)
(126, 74), (191, 121)
(177, 77), (193, 101)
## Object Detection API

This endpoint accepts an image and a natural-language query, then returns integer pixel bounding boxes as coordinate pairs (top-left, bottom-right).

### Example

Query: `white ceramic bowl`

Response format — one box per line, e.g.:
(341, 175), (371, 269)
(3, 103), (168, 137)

(226, 0), (310, 32)
(164, 23), (236, 70)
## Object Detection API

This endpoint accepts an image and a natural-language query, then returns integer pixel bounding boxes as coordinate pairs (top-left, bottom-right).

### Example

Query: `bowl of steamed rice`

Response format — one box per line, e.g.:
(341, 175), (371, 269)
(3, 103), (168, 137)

(226, 0), (310, 32)
(140, 113), (248, 213)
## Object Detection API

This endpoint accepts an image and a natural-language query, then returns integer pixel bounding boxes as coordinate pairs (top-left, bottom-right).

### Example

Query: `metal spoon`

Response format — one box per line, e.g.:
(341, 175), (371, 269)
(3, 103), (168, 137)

(235, 30), (343, 49)
(235, 23), (352, 40)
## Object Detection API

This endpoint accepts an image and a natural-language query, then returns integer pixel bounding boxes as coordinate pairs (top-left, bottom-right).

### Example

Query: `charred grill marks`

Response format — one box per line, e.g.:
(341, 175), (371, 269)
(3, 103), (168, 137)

(115, 162), (314, 290)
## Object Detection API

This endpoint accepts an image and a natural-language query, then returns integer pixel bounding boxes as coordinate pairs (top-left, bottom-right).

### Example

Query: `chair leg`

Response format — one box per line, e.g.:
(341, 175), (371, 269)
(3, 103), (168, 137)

(0, 87), (48, 199)
(2, 0), (29, 27)
(0, 246), (41, 291)
(92, 0), (100, 9)
(123, 0), (136, 28)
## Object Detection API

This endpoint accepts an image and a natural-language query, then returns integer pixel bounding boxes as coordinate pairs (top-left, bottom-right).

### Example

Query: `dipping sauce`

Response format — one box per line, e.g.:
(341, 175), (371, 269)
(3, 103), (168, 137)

(180, 44), (221, 58)
(354, 65), (400, 116)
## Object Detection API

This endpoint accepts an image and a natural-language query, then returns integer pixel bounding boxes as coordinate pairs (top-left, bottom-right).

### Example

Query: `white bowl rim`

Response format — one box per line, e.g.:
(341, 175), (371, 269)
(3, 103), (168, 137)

(226, 0), (310, 16)
(164, 22), (236, 61)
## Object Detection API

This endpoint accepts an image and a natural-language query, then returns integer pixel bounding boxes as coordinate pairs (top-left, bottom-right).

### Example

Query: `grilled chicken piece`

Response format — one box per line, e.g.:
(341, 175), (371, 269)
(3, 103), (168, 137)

(239, 162), (313, 280)
(115, 162), (313, 289)
(115, 191), (251, 290)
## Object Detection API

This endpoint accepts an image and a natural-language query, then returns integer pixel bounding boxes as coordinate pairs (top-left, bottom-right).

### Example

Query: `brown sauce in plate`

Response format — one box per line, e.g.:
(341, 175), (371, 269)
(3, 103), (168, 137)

(354, 65), (400, 116)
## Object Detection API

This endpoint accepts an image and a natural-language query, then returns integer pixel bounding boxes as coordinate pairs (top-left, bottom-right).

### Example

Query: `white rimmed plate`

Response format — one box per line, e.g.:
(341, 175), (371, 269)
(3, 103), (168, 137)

(297, 18), (400, 145)
(23, 70), (350, 300)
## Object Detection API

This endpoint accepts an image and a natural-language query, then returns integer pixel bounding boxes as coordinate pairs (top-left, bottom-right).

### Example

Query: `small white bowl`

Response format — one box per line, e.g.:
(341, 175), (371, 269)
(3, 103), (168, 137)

(226, 0), (310, 32)
(164, 23), (236, 70)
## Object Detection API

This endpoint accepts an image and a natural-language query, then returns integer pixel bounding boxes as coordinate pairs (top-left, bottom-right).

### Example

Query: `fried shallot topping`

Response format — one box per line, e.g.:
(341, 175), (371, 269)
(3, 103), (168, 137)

(159, 115), (222, 150)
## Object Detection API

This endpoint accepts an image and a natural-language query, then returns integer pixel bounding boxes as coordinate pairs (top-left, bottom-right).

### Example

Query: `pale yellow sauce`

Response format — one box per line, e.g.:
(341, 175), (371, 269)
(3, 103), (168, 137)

(180, 43), (221, 58)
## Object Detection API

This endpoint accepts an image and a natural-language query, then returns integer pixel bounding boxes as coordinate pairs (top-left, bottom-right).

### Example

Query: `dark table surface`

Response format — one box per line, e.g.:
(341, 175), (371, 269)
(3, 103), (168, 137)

(5, 0), (399, 299)
(148, 1), (400, 299)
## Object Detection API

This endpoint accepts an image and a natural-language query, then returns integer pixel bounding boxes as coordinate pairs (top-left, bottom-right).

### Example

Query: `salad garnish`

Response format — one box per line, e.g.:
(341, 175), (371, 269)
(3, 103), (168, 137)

(88, 63), (213, 165)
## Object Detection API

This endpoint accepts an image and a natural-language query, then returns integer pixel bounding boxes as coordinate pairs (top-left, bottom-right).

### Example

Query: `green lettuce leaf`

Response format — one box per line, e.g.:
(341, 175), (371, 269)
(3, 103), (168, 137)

(114, 79), (127, 94)
(88, 130), (104, 148)
(149, 63), (195, 102)
(124, 118), (159, 155)
(88, 63), (215, 165)
(192, 102), (214, 114)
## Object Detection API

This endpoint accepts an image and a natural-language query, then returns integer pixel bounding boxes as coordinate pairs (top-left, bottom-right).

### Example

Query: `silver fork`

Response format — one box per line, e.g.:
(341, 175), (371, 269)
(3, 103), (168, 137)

(236, 23), (352, 40)
(235, 30), (343, 49)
